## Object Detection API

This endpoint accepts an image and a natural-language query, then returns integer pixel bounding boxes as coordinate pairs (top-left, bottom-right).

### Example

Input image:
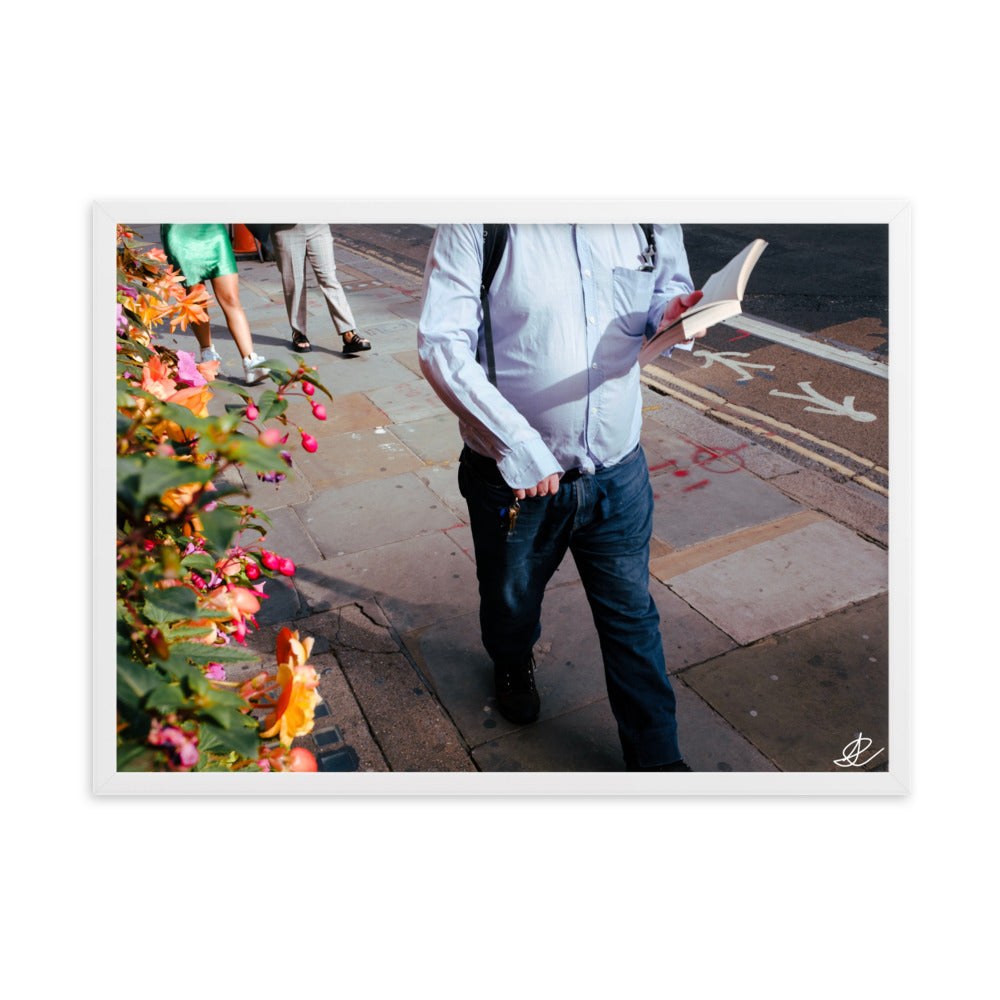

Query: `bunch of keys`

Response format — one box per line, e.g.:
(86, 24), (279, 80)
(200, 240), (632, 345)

(500, 497), (520, 535)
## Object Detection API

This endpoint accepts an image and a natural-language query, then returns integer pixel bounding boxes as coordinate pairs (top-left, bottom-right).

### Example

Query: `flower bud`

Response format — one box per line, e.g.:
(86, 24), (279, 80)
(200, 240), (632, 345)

(278, 558), (296, 577)
(302, 381), (315, 397)
(285, 747), (318, 771)
(311, 403), (327, 421)
(246, 403), (259, 421)
(148, 628), (170, 661)
(301, 431), (318, 453)
(261, 550), (280, 571)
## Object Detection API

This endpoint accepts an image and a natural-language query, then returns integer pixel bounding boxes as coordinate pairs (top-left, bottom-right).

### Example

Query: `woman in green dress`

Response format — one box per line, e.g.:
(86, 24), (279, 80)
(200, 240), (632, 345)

(160, 223), (267, 385)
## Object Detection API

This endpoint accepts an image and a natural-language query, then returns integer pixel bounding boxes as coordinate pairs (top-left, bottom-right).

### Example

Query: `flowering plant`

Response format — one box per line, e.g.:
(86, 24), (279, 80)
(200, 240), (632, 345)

(115, 225), (330, 772)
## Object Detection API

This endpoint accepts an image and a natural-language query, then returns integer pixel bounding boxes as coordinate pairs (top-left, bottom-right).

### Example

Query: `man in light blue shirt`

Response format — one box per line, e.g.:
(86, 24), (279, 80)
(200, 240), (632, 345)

(418, 223), (705, 771)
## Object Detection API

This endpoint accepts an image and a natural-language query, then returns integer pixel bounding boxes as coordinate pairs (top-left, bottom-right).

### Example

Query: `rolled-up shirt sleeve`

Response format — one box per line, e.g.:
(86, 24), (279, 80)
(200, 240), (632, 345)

(417, 224), (560, 488)
(647, 223), (698, 355)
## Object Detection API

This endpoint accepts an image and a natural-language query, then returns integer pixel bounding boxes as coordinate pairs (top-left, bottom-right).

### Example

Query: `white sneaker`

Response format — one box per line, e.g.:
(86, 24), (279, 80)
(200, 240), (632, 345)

(200, 347), (222, 363)
(243, 353), (268, 385)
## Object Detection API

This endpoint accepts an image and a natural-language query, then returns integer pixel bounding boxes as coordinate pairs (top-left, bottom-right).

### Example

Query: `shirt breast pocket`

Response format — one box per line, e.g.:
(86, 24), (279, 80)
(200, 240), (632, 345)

(611, 267), (655, 338)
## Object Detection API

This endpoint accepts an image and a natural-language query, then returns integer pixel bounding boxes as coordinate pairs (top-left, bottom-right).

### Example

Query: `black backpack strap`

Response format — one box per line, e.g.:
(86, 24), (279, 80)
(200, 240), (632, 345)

(480, 224), (508, 385)
(639, 223), (656, 271)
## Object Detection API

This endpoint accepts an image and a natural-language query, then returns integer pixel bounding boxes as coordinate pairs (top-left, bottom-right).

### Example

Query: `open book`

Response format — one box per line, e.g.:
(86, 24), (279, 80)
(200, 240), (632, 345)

(639, 238), (768, 366)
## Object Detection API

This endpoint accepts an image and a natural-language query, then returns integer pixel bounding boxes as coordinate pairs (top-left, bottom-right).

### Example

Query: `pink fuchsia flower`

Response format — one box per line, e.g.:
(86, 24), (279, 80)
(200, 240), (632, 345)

(147, 718), (200, 771)
(202, 584), (264, 643)
(205, 662), (226, 681)
(258, 428), (284, 448)
(176, 350), (207, 388)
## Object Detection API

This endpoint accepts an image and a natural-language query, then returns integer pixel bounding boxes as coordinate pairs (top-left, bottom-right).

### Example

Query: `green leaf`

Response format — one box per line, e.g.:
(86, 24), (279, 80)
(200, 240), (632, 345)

(198, 716), (261, 760)
(117, 743), (155, 771)
(225, 437), (288, 474)
(163, 622), (218, 642)
(117, 656), (163, 700)
(137, 456), (214, 504)
(143, 585), (200, 623)
(156, 400), (215, 439)
(171, 641), (260, 665)
(198, 506), (242, 554)
(158, 651), (211, 692)
(200, 687), (251, 713)
(145, 683), (188, 714)
(180, 551), (216, 575)
(256, 390), (288, 422)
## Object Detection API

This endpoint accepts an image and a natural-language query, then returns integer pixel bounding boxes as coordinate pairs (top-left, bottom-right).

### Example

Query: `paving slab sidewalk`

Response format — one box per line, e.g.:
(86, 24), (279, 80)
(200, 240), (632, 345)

(131, 225), (890, 775)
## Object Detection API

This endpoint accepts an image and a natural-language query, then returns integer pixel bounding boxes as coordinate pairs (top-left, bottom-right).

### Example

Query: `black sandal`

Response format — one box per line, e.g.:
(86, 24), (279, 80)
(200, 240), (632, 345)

(342, 331), (371, 355)
(291, 330), (312, 353)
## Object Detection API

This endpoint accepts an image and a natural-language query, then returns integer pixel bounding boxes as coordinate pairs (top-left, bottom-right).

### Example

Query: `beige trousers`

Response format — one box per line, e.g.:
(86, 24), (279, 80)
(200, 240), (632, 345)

(271, 224), (357, 337)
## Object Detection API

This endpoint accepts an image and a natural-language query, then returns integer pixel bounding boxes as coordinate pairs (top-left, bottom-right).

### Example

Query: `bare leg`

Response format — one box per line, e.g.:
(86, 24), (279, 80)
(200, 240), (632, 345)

(210, 272), (255, 358)
(189, 284), (213, 351)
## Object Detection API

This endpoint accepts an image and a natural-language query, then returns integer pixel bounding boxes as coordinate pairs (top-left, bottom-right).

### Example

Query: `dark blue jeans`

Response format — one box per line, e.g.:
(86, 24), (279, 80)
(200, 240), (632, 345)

(458, 444), (681, 767)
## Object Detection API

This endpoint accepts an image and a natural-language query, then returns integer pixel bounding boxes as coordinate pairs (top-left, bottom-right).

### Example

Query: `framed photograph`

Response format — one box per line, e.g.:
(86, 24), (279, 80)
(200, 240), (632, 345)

(96, 198), (909, 796)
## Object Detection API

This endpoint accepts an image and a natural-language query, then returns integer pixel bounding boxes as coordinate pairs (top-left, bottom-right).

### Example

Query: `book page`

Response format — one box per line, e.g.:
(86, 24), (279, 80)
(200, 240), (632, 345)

(638, 238), (767, 366)
(698, 238), (768, 305)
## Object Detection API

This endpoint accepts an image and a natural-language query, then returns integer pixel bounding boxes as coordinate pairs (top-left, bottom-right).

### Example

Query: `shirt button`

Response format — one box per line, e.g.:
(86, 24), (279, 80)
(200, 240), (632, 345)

(588, 316), (595, 324)
(591, 363), (598, 369)
(584, 269), (591, 276)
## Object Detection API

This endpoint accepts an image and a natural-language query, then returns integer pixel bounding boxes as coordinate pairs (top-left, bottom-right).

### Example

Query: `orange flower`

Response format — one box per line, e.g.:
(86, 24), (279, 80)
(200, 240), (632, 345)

(260, 629), (320, 746)
(276, 627), (314, 668)
(161, 482), (205, 515)
(134, 292), (172, 329)
(170, 283), (213, 332)
(141, 355), (177, 400)
(168, 385), (212, 418)
(197, 359), (220, 382)
(160, 384), (213, 442)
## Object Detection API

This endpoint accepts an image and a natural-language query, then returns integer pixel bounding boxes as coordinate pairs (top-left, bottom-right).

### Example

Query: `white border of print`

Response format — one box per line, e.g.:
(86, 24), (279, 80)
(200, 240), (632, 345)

(94, 198), (910, 797)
